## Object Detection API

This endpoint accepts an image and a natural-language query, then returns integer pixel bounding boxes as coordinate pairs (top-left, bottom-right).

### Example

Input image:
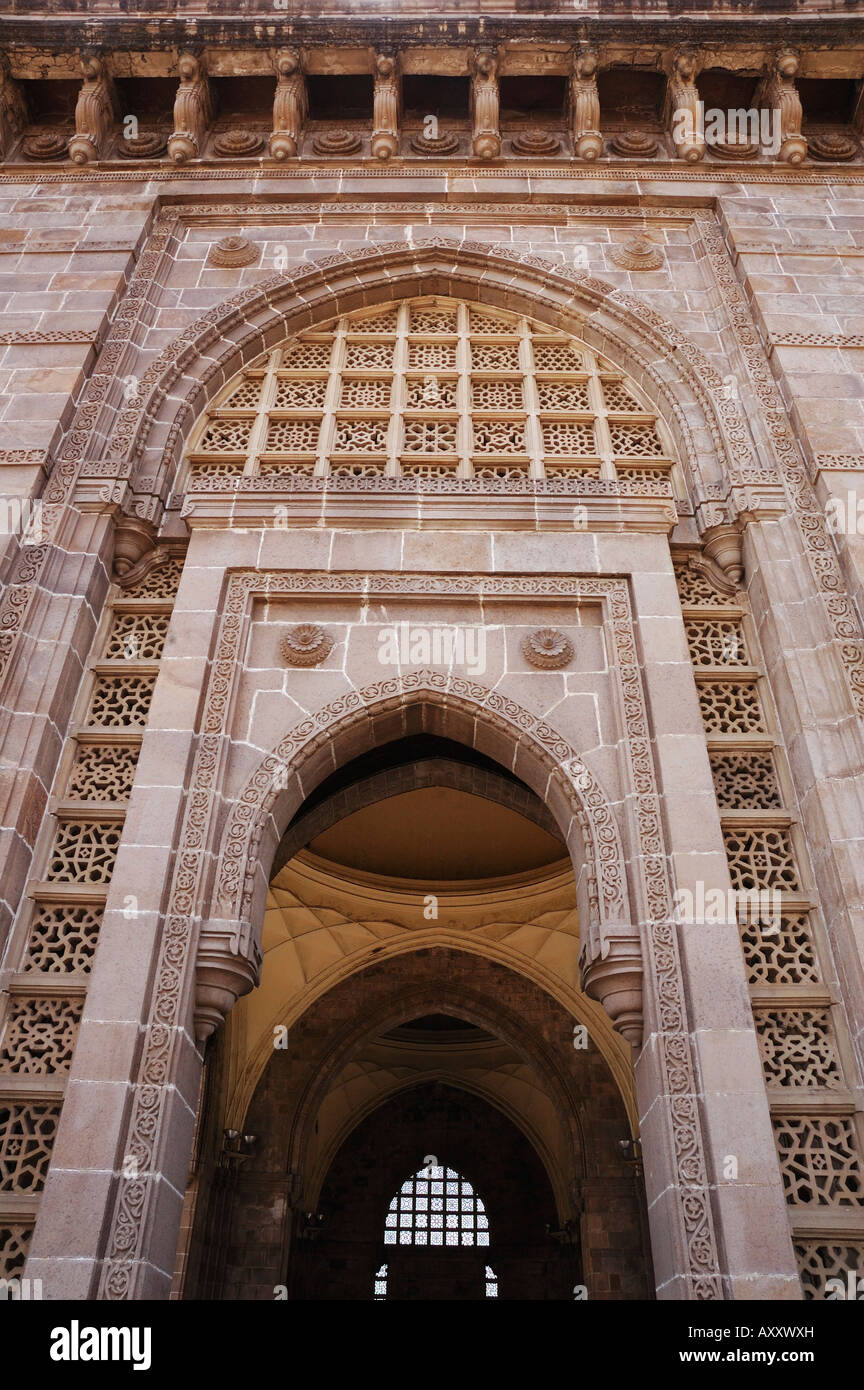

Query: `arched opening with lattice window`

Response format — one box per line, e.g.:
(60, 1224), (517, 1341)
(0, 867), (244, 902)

(177, 294), (682, 492)
(178, 716), (654, 1301)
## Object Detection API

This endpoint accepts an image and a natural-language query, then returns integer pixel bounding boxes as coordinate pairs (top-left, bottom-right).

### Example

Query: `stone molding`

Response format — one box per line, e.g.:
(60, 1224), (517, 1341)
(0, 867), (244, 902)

(9, 165), (864, 186)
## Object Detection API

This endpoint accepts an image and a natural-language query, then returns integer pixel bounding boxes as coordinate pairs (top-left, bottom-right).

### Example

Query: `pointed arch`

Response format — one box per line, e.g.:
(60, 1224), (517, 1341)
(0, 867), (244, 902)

(212, 669), (630, 953)
(101, 237), (756, 505)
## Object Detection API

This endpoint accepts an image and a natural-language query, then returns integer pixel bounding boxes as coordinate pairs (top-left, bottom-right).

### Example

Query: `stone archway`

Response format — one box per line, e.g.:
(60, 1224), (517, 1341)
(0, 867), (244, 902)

(86, 560), (725, 1301)
(186, 946), (654, 1301)
(25, 243), (779, 1305)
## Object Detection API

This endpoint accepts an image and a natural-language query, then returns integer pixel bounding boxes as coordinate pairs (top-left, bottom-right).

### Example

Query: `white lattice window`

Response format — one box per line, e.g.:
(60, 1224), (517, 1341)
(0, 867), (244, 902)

(384, 1163), (490, 1248)
(182, 298), (675, 486)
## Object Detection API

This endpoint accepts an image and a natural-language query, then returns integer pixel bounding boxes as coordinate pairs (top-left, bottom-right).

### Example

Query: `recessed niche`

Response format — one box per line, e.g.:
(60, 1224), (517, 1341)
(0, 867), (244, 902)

(307, 74), (374, 121)
(597, 69), (666, 124)
(403, 75), (470, 120)
(499, 76), (568, 119)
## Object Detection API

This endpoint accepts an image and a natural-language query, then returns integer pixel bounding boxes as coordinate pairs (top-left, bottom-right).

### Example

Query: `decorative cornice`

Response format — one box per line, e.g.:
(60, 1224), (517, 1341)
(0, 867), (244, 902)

(6, 164), (864, 185)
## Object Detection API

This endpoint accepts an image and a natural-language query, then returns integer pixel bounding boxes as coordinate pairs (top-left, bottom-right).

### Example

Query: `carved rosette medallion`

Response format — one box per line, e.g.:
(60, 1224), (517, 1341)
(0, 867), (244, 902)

(610, 235), (664, 272)
(312, 130), (361, 155)
(212, 130), (265, 158)
(22, 132), (67, 161)
(609, 131), (658, 158)
(410, 130), (460, 155)
(512, 129), (560, 155)
(280, 624), (334, 668)
(522, 628), (574, 669)
(709, 138), (758, 160)
(208, 236), (259, 268)
(808, 132), (858, 162)
(117, 131), (167, 159)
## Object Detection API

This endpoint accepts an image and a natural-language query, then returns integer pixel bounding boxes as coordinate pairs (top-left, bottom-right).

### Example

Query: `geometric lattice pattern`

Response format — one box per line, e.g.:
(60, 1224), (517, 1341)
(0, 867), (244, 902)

(23, 903), (103, 974)
(103, 612), (169, 662)
(697, 681), (766, 734)
(774, 1116), (864, 1205)
(754, 1009), (844, 1089)
(0, 1103), (60, 1192)
(0, 546), (180, 1243)
(185, 297), (675, 486)
(66, 745), (139, 802)
(677, 554), (864, 1296)
(795, 1241), (864, 1299)
(674, 562), (734, 608)
(0, 1224), (32, 1279)
(710, 750), (781, 809)
(722, 826), (799, 892)
(685, 618), (748, 667)
(86, 674), (156, 728)
(384, 1164), (491, 1247)
(45, 820), (122, 884)
(0, 996), (83, 1075)
(119, 557), (184, 600)
(739, 914), (820, 986)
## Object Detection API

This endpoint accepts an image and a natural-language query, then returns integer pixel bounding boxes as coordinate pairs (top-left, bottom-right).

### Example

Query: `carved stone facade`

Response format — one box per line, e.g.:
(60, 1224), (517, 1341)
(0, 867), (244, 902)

(1, 0), (864, 1307)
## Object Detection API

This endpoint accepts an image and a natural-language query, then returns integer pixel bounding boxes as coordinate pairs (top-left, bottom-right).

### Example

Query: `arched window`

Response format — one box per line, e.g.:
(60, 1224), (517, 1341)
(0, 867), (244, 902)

(384, 1162), (490, 1247)
(182, 297), (677, 490)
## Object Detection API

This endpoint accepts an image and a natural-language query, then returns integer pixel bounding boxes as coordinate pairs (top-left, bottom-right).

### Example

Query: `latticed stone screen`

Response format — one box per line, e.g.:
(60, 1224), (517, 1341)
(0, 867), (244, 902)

(182, 297), (675, 487)
(676, 559), (864, 1297)
(0, 552), (184, 1276)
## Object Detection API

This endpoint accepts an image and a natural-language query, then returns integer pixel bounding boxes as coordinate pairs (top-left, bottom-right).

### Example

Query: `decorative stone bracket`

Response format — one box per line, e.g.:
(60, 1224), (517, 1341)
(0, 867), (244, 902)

(0, 57), (27, 160)
(701, 521), (744, 586)
(169, 52), (212, 165)
(472, 48), (500, 160)
(70, 55), (118, 166)
(270, 49), (306, 161)
(372, 50), (400, 162)
(757, 48), (807, 165)
(195, 917), (262, 1044)
(666, 48), (706, 163)
(569, 46), (603, 162)
(580, 924), (644, 1047)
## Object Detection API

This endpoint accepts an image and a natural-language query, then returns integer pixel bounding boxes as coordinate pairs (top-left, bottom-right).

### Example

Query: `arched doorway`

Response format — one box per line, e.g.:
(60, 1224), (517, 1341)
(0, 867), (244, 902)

(181, 732), (653, 1300)
(300, 1086), (570, 1302)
